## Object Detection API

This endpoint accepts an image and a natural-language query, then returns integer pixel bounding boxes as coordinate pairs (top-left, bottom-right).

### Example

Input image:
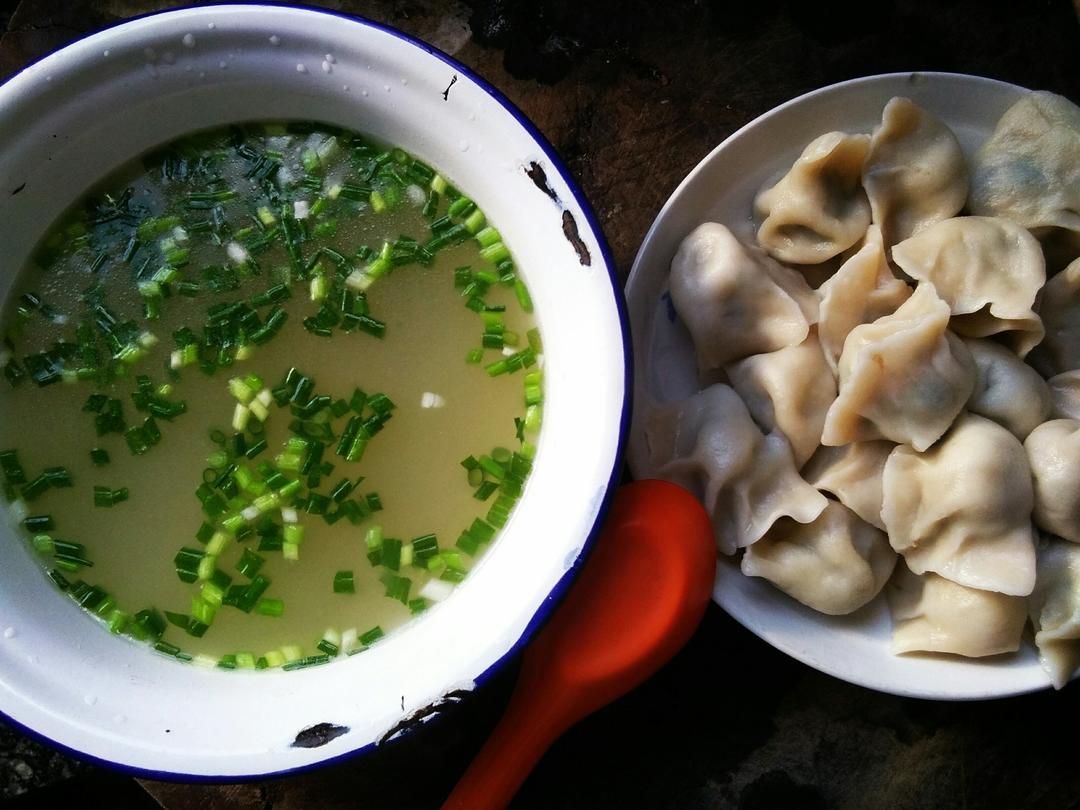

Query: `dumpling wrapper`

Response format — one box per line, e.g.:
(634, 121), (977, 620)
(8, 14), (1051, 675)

(742, 500), (896, 616)
(887, 561), (1027, 658)
(644, 384), (827, 556)
(817, 224), (912, 374)
(890, 215), (1046, 357)
(802, 440), (895, 531)
(754, 131), (872, 264)
(963, 337), (1051, 440)
(822, 283), (975, 452)
(882, 413), (1036, 597)
(669, 222), (818, 370)
(970, 91), (1080, 234)
(1025, 419), (1080, 544)
(726, 329), (837, 467)
(1048, 370), (1080, 420)
(1030, 537), (1080, 689)
(863, 97), (969, 248)
(1030, 256), (1080, 378)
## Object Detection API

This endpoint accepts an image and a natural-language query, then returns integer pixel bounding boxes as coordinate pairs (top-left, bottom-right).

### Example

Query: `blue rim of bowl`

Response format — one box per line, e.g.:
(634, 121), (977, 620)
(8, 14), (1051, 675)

(0, 2), (633, 784)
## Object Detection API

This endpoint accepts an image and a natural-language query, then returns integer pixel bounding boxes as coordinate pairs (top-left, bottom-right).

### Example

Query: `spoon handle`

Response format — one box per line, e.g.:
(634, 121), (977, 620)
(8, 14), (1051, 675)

(441, 667), (573, 810)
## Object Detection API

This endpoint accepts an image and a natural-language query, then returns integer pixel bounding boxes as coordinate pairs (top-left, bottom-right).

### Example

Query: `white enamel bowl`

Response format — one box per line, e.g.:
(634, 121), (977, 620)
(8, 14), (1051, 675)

(0, 6), (628, 777)
(625, 73), (1057, 700)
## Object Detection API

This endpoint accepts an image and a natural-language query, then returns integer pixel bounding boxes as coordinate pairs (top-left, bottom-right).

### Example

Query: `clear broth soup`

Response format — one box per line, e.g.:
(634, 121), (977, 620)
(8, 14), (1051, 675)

(0, 122), (543, 670)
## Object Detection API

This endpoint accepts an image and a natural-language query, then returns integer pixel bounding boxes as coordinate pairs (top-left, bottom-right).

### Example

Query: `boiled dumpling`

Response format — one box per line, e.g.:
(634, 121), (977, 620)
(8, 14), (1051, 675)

(725, 329), (837, 467)
(754, 131), (871, 264)
(817, 224), (912, 374)
(863, 97), (969, 248)
(821, 283), (975, 452)
(881, 413), (1036, 596)
(1029, 256), (1080, 378)
(1029, 537), (1080, 689)
(802, 440), (894, 530)
(741, 500), (896, 615)
(963, 337), (1052, 440)
(1024, 419), (1080, 544)
(891, 216), (1046, 357)
(644, 384), (827, 555)
(669, 222), (818, 370)
(1048, 370), (1080, 420)
(970, 91), (1080, 234)
(887, 561), (1027, 658)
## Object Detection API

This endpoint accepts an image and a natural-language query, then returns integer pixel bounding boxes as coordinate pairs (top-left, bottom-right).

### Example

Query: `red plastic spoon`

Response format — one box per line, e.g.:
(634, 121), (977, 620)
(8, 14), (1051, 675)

(442, 479), (716, 810)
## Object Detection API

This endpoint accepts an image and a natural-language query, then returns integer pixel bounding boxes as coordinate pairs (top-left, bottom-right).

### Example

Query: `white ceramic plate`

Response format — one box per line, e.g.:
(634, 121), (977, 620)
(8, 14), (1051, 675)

(624, 72), (1057, 699)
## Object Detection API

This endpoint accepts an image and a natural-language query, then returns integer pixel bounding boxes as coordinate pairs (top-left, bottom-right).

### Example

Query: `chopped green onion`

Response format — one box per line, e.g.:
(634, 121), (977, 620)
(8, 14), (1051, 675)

(235, 548), (265, 579)
(359, 625), (385, 646)
(381, 571), (411, 603)
(256, 598), (284, 617)
(333, 570), (355, 594)
(93, 486), (129, 508)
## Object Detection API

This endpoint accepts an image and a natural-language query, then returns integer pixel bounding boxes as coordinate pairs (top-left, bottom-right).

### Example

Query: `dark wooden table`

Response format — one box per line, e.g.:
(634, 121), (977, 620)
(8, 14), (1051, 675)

(3, 2), (1080, 808)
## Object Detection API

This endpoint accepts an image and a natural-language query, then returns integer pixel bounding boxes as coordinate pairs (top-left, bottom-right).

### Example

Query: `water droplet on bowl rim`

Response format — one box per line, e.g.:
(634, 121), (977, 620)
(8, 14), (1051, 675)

(324, 53), (336, 64)
(297, 63), (308, 74)
(3, 627), (15, 639)
(182, 33), (196, 48)
(322, 61), (332, 74)
(103, 49), (111, 58)
(207, 22), (216, 30)
(269, 34), (280, 46)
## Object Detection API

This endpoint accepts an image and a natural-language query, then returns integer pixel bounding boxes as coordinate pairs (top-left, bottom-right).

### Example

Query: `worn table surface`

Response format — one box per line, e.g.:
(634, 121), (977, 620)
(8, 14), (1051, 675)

(2, 1), (1080, 808)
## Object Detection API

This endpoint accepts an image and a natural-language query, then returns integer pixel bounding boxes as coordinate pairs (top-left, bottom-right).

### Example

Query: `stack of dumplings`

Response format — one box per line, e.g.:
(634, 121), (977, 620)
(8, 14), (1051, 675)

(644, 90), (1080, 689)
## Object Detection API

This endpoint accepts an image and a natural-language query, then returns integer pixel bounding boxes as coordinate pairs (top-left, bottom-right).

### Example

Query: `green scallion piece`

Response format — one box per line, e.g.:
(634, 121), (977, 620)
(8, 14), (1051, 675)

(236, 574), (271, 613)
(282, 653), (331, 671)
(316, 639), (339, 656)
(333, 570), (355, 594)
(235, 548), (265, 579)
(93, 486), (129, 508)
(256, 598), (284, 617)
(380, 572), (411, 603)
(411, 534), (439, 563)
(359, 626), (385, 646)
(23, 514), (54, 533)
(132, 608), (166, 641)
(20, 474), (51, 502)
(473, 481), (498, 501)
(174, 547), (206, 583)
